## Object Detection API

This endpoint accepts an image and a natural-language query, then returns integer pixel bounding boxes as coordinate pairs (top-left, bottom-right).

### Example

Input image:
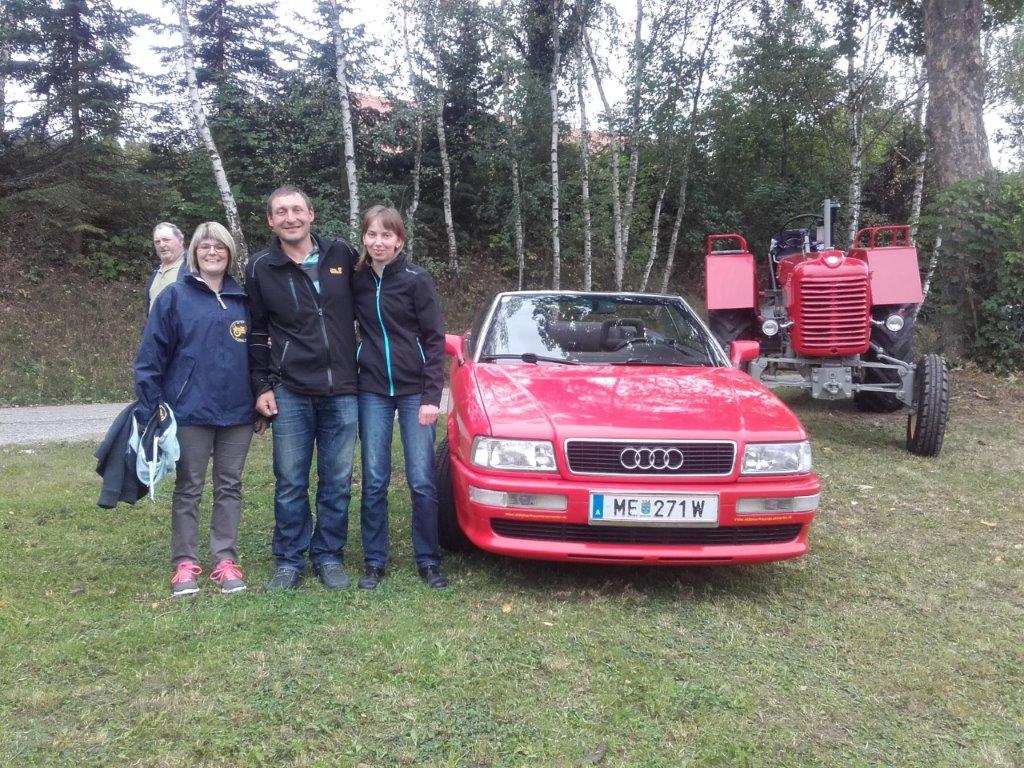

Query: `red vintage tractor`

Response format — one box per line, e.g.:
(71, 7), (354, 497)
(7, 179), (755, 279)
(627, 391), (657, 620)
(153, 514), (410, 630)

(705, 200), (949, 456)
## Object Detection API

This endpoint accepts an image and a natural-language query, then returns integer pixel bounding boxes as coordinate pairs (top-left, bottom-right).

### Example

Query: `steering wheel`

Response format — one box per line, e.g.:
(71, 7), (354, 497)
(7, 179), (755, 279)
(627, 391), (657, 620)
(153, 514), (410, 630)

(780, 213), (824, 231)
(601, 318), (645, 351)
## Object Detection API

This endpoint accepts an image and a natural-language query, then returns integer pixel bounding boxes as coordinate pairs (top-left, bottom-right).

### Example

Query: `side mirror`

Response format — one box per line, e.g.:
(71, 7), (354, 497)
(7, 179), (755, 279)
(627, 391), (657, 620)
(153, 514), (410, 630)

(444, 333), (466, 366)
(729, 340), (760, 369)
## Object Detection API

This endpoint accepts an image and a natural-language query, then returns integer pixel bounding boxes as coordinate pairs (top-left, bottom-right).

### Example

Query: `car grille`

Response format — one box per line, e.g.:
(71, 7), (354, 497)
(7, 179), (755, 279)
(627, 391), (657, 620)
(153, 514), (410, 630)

(564, 440), (735, 476)
(491, 520), (802, 545)
(794, 275), (870, 354)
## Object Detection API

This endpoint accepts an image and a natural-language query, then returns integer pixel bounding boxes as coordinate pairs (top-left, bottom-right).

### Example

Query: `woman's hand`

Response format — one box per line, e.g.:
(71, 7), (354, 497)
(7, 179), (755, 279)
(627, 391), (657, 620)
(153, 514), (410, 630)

(419, 404), (439, 426)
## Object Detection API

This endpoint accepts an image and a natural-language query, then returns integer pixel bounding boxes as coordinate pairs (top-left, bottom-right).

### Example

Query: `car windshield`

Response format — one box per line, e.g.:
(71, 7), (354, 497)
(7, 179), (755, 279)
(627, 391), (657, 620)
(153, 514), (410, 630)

(477, 294), (723, 366)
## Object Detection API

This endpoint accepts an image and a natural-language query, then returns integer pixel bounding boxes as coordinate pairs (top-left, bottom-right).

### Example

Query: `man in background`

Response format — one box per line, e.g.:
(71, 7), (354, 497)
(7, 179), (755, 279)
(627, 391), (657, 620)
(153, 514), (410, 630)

(146, 222), (186, 313)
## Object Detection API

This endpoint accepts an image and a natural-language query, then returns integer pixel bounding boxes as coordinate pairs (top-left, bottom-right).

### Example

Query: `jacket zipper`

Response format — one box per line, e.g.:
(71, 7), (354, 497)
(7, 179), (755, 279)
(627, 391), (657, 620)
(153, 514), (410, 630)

(374, 272), (395, 395)
(176, 363), (195, 400)
(287, 276), (300, 311)
(416, 340), (426, 364)
(300, 269), (334, 393)
(280, 339), (290, 371)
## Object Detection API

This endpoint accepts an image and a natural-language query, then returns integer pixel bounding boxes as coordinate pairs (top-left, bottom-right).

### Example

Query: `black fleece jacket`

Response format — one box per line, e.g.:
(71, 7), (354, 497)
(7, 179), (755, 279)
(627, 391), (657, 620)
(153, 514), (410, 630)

(351, 253), (445, 407)
(246, 234), (358, 398)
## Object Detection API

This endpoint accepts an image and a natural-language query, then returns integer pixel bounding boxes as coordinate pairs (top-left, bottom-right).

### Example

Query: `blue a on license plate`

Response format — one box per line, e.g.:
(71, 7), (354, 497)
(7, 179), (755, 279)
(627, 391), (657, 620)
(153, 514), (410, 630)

(589, 493), (719, 525)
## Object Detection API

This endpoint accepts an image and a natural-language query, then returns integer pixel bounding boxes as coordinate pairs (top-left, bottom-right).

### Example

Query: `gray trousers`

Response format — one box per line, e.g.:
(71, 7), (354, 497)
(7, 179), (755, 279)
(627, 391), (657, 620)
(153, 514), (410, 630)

(171, 424), (253, 566)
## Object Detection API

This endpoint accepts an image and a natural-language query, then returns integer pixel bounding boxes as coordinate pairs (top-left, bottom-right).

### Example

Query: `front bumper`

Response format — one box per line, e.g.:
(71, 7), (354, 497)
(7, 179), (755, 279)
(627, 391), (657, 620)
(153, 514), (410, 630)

(450, 455), (820, 565)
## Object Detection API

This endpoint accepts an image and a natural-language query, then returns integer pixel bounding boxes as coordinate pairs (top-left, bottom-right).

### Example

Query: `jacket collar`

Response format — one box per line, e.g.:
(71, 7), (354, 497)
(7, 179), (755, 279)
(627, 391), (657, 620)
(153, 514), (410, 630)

(184, 272), (246, 297)
(372, 252), (409, 280)
(267, 233), (329, 267)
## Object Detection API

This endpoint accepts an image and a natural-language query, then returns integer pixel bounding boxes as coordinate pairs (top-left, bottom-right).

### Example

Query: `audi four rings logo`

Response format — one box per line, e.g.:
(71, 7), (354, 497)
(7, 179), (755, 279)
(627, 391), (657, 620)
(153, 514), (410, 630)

(619, 447), (685, 471)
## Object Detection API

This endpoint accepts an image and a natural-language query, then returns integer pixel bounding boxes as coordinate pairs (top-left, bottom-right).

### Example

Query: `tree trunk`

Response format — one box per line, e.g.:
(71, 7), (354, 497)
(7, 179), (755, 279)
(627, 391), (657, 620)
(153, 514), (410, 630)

(660, 155), (690, 294)
(436, 88), (457, 271)
(583, 29), (624, 289)
(845, 52), (864, 245)
(175, 0), (248, 271)
(576, 45), (593, 291)
(402, 2), (422, 259)
(407, 111), (423, 259)
(909, 63), (928, 244)
(503, 67), (526, 290)
(0, 34), (8, 140)
(328, 0), (359, 235)
(620, 0), (644, 260)
(548, 0), (562, 289)
(639, 167), (670, 292)
(68, 0), (83, 256)
(922, 0), (990, 187)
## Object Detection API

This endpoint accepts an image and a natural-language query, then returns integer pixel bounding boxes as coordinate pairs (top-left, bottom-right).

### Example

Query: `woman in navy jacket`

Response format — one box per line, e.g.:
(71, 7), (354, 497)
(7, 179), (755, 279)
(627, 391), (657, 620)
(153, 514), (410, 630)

(135, 222), (255, 597)
(352, 205), (448, 590)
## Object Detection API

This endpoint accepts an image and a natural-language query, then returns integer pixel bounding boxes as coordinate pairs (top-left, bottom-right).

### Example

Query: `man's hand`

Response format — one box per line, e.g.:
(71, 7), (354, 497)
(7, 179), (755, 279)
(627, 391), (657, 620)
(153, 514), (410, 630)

(256, 390), (278, 418)
(419, 404), (439, 426)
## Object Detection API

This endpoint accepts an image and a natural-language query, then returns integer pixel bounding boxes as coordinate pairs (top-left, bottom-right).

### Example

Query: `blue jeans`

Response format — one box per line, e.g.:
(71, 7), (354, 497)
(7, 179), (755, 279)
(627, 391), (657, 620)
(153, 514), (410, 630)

(358, 391), (441, 569)
(271, 386), (358, 571)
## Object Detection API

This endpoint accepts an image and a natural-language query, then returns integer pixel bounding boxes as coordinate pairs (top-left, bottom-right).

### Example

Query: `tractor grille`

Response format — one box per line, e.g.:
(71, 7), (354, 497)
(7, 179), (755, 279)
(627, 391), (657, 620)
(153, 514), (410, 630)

(491, 520), (802, 545)
(794, 275), (870, 355)
(564, 440), (735, 476)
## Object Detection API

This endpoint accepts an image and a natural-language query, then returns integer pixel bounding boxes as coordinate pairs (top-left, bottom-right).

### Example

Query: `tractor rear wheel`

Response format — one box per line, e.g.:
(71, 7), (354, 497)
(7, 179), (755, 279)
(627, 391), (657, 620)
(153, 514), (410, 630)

(708, 309), (757, 349)
(435, 436), (472, 552)
(854, 305), (915, 413)
(906, 354), (949, 456)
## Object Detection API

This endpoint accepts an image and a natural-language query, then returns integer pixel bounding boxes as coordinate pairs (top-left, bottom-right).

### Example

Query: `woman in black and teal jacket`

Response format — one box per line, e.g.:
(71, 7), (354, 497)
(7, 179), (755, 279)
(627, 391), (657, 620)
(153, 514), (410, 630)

(351, 205), (448, 590)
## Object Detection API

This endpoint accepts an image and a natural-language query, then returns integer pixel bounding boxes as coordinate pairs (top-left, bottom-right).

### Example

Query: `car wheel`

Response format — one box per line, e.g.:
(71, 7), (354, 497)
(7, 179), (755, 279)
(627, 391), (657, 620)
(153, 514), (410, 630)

(906, 354), (949, 457)
(435, 436), (472, 552)
(854, 304), (915, 413)
(708, 309), (756, 348)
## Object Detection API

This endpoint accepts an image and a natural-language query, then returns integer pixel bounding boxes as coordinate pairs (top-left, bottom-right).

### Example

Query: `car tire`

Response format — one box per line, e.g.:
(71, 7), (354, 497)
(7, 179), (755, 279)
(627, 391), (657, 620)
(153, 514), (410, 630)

(435, 435), (472, 552)
(708, 309), (757, 349)
(854, 304), (915, 413)
(906, 354), (949, 457)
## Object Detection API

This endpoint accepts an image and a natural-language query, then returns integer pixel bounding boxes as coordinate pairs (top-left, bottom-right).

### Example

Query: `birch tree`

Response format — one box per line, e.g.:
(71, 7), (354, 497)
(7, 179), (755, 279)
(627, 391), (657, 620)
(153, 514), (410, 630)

(503, 65), (527, 289)
(327, 0), (359, 234)
(424, 3), (457, 271)
(639, 166), (670, 291)
(909, 62), (928, 243)
(660, 0), (725, 293)
(583, 28), (624, 288)
(174, 0), (248, 269)
(576, 41), (593, 291)
(402, 1), (423, 258)
(549, 0), (562, 289)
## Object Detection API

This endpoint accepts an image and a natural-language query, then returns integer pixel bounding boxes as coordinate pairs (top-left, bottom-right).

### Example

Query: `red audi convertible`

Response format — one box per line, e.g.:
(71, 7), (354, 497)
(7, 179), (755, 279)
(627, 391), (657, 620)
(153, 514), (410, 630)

(437, 292), (820, 566)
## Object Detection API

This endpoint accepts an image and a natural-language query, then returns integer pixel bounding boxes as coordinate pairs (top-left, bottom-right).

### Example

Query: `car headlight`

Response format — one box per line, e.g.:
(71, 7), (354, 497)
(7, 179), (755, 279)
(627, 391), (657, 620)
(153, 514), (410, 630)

(741, 441), (812, 475)
(471, 437), (558, 472)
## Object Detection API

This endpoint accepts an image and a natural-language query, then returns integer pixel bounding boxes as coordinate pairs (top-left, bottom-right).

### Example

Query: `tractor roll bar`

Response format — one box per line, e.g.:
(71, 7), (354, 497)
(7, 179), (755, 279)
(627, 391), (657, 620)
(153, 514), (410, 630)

(706, 234), (749, 255)
(854, 225), (912, 249)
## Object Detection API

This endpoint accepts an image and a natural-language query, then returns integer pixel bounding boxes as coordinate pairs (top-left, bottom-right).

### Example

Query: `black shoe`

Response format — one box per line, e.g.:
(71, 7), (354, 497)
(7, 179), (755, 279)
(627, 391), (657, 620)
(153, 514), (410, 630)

(358, 566), (385, 591)
(418, 565), (449, 589)
(315, 562), (350, 591)
(266, 567), (303, 592)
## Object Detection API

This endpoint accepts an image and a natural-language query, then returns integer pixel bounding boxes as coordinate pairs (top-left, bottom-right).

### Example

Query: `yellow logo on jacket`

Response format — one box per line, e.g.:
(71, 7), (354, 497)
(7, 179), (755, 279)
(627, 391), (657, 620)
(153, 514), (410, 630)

(230, 320), (248, 342)
(329, 266), (344, 275)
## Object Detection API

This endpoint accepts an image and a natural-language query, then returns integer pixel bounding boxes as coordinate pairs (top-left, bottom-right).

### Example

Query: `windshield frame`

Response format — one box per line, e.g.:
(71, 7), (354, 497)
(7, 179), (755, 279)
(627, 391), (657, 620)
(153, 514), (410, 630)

(473, 291), (730, 368)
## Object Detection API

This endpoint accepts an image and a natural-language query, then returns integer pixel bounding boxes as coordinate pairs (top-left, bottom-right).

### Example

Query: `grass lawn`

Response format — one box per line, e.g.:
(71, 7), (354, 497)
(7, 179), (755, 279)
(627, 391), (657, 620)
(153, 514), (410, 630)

(1, 367), (1022, 767)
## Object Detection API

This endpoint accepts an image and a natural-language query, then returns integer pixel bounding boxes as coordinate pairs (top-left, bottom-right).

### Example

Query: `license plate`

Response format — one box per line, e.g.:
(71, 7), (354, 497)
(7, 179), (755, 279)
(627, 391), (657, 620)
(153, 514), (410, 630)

(589, 492), (719, 525)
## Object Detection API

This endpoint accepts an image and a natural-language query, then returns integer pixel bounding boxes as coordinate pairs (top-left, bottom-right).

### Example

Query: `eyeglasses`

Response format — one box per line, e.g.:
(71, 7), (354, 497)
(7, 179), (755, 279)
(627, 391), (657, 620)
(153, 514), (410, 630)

(197, 243), (229, 254)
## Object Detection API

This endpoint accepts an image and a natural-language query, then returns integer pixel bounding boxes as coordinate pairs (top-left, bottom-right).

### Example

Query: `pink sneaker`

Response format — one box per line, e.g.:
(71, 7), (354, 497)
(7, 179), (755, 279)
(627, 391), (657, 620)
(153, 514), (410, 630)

(210, 560), (247, 594)
(171, 561), (202, 597)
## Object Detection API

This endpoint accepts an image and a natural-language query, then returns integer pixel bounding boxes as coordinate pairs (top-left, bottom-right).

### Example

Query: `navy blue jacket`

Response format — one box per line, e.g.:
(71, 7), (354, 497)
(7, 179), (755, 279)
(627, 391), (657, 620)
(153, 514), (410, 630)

(95, 401), (147, 508)
(245, 234), (359, 398)
(134, 273), (254, 427)
(352, 253), (445, 407)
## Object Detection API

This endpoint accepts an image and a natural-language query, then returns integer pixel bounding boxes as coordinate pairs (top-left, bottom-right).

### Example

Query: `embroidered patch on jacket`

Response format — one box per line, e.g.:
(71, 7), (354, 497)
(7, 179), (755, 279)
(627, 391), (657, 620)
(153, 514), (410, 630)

(230, 320), (248, 342)
(329, 266), (344, 275)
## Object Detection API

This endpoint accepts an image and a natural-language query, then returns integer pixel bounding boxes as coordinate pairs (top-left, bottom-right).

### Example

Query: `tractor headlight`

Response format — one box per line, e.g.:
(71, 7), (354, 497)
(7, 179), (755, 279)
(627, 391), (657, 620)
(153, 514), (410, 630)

(471, 437), (557, 472)
(761, 319), (780, 337)
(885, 314), (905, 333)
(741, 441), (813, 475)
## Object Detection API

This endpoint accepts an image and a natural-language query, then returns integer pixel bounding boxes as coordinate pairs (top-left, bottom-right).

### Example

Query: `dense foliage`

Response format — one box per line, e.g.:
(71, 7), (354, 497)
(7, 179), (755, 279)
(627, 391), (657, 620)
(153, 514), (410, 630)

(1, 0), (1022, 366)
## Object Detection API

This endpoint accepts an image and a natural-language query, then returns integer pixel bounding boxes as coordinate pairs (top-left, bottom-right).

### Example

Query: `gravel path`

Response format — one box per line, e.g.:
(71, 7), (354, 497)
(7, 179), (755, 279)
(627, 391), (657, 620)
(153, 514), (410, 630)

(0, 390), (452, 447)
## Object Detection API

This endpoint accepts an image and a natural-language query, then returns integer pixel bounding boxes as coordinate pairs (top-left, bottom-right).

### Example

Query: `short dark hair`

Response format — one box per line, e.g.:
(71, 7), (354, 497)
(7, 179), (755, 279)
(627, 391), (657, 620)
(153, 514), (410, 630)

(266, 185), (314, 216)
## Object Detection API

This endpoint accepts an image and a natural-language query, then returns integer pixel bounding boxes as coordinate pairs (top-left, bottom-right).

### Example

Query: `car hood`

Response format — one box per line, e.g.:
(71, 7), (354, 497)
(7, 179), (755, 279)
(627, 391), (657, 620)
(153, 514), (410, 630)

(473, 364), (807, 443)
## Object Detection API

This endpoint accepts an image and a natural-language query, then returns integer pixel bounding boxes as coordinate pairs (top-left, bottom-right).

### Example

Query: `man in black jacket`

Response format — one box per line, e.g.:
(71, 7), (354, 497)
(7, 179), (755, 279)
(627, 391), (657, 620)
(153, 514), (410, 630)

(247, 185), (359, 591)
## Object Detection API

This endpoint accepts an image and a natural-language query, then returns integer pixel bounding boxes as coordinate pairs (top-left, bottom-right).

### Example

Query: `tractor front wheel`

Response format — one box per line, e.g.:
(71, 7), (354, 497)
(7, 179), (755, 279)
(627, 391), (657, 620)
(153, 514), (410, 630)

(708, 309), (757, 349)
(435, 436), (472, 552)
(854, 305), (915, 413)
(906, 354), (949, 457)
